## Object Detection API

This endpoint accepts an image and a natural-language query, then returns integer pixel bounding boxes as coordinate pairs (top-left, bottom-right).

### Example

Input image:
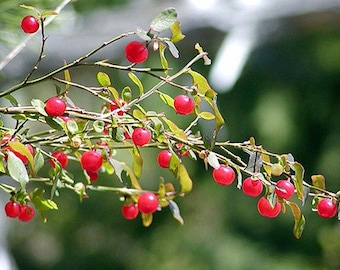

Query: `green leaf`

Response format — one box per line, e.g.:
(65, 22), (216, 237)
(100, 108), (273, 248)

(311, 174), (326, 194)
(261, 153), (272, 177)
(187, 69), (212, 96)
(4, 94), (18, 106)
(93, 120), (104, 133)
(159, 42), (168, 75)
(158, 92), (174, 107)
(30, 188), (58, 211)
(41, 10), (58, 17)
(7, 151), (29, 189)
(170, 21), (185, 43)
(66, 119), (79, 134)
(169, 200), (184, 225)
(130, 146), (143, 179)
(63, 65), (71, 90)
(150, 8), (177, 32)
(287, 201), (305, 239)
(109, 158), (142, 190)
(31, 98), (47, 116)
(164, 40), (179, 58)
(128, 72), (144, 96)
(178, 163), (193, 193)
(199, 111), (215, 120)
(162, 117), (187, 140)
(97, 72), (111, 87)
(290, 161), (305, 200)
(133, 109), (146, 121)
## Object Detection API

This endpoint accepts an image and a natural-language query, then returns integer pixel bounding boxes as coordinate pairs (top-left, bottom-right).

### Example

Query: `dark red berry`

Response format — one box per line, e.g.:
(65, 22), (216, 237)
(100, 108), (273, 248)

(132, 128), (151, 146)
(212, 165), (235, 186)
(138, 192), (158, 214)
(125, 41), (148, 64)
(81, 150), (103, 172)
(174, 95), (195, 115)
(45, 97), (66, 117)
(4, 201), (21, 218)
(87, 170), (99, 182)
(110, 99), (125, 116)
(122, 204), (139, 220)
(49, 151), (68, 168)
(157, 150), (172, 168)
(18, 205), (35, 222)
(21, 16), (39, 34)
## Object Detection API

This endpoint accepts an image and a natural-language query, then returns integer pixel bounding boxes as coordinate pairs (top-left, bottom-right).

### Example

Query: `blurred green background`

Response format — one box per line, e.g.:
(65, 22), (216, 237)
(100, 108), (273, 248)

(1, 0), (340, 269)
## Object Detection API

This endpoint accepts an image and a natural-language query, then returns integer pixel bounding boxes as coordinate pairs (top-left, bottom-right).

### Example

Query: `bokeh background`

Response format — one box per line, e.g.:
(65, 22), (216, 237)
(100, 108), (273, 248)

(1, 0), (340, 269)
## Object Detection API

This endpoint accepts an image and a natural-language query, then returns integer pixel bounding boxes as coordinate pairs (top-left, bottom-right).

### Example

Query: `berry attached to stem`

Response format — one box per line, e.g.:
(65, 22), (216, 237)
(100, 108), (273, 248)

(257, 197), (281, 218)
(18, 205), (35, 222)
(275, 180), (295, 200)
(317, 198), (338, 218)
(157, 150), (172, 168)
(132, 128), (151, 146)
(4, 201), (21, 218)
(45, 97), (66, 117)
(212, 164), (235, 186)
(174, 95), (195, 115)
(21, 15), (39, 34)
(138, 192), (158, 214)
(80, 150), (103, 173)
(49, 151), (68, 168)
(242, 177), (263, 197)
(125, 41), (148, 64)
(122, 204), (139, 220)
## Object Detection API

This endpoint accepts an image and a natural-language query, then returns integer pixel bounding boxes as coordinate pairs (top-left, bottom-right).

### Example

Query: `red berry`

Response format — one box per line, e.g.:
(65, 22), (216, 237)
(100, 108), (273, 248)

(275, 180), (295, 200)
(138, 192), (158, 214)
(174, 95), (195, 115)
(80, 150), (103, 172)
(132, 128), (151, 146)
(125, 41), (148, 64)
(49, 151), (68, 168)
(4, 201), (21, 218)
(21, 16), (39, 34)
(212, 165), (235, 186)
(110, 99), (125, 116)
(242, 177), (263, 197)
(122, 204), (139, 220)
(45, 97), (66, 117)
(317, 198), (337, 218)
(87, 170), (99, 182)
(157, 150), (172, 168)
(257, 197), (281, 218)
(18, 205), (35, 222)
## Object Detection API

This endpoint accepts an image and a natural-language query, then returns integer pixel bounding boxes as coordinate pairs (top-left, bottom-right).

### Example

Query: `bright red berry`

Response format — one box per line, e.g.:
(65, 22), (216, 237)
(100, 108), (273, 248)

(122, 204), (139, 220)
(4, 201), (21, 218)
(45, 97), (66, 117)
(125, 41), (148, 64)
(80, 150), (103, 172)
(257, 197), (281, 218)
(275, 180), (295, 200)
(242, 177), (263, 197)
(317, 198), (337, 218)
(18, 205), (35, 222)
(21, 15), (39, 34)
(132, 128), (151, 146)
(138, 192), (159, 214)
(110, 99), (125, 116)
(212, 165), (235, 186)
(157, 150), (172, 168)
(174, 95), (195, 115)
(49, 151), (68, 168)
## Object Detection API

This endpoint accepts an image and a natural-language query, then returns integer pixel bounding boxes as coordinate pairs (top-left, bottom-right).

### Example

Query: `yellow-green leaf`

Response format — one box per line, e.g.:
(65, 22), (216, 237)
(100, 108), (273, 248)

(130, 146), (143, 179)
(199, 111), (215, 120)
(158, 92), (174, 107)
(178, 163), (193, 193)
(128, 72), (144, 96)
(141, 213), (153, 227)
(7, 151), (29, 189)
(287, 201), (305, 239)
(311, 174), (326, 194)
(132, 109), (146, 121)
(159, 42), (168, 75)
(162, 117), (187, 140)
(187, 69), (212, 96)
(8, 141), (34, 174)
(97, 72), (111, 87)
(290, 161), (305, 200)
(261, 152), (272, 177)
(170, 21), (185, 43)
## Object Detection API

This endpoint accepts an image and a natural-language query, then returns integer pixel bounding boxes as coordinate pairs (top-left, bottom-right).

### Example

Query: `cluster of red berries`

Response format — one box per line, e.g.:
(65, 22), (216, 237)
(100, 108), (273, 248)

(4, 201), (35, 222)
(121, 192), (159, 220)
(80, 150), (103, 182)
